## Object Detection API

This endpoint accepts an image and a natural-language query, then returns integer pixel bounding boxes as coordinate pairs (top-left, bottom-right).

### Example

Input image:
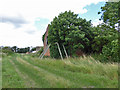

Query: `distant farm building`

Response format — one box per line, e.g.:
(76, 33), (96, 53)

(36, 46), (43, 52)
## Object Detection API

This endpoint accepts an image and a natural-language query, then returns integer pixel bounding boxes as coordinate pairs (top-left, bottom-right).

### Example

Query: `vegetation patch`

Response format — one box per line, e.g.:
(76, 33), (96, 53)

(2, 54), (118, 88)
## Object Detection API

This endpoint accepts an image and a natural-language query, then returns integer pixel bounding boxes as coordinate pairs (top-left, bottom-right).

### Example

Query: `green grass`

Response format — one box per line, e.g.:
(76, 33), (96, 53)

(2, 54), (118, 88)
(2, 56), (25, 88)
(0, 58), (2, 89)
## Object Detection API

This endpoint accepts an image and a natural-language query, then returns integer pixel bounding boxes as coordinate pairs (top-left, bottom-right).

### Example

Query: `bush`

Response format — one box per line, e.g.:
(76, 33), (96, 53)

(101, 39), (119, 62)
(2, 47), (14, 56)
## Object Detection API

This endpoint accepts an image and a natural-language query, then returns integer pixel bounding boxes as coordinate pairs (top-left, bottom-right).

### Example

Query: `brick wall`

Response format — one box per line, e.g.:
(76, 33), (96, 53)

(43, 26), (50, 56)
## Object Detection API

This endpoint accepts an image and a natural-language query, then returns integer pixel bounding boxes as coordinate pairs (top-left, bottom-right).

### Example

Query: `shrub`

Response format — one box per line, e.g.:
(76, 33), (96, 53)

(2, 47), (14, 56)
(101, 39), (119, 62)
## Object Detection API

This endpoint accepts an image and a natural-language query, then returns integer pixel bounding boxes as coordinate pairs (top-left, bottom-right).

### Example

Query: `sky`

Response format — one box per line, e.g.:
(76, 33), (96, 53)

(0, 0), (106, 48)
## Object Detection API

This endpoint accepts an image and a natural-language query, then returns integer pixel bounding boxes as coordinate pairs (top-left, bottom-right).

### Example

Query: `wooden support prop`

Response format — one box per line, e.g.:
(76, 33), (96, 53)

(39, 47), (46, 58)
(40, 44), (51, 59)
(55, 42), (63, 60)
(62, 44), (68, 59)
(39, 51), (44, 58)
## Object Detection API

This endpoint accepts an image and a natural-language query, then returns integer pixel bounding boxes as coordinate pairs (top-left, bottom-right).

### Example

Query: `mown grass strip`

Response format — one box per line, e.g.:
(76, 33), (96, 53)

(13, 58), (51, 88)
(2, 54), (118, 88)
(9, 59), (38, 88)
(16, 57), (75, 88)
(22, 55), (118, 88)
(2, 57), (25, 88)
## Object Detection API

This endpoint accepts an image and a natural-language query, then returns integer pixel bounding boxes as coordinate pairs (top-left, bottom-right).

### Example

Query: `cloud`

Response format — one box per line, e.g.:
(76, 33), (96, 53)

(0, 0), (106, 47)
(25, 30), (36, 34)
(0, 0), (105, 21)
(92, 19), (103, 26)
(0, 15), (27, 28)
(0, 23), (44, 48)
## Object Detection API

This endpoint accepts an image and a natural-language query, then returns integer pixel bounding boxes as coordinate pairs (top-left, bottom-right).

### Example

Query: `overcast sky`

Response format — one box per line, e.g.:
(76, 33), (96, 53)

(0, 0), (106, 48)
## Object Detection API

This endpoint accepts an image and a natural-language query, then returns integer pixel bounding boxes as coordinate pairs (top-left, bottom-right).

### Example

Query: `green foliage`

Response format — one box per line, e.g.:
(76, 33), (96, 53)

(92, 24), (118, 53)
(42, 33), (45, 43)
(98, 2), (119, 28)
(91, 23), (119, 62)
(101, 39), (119, 62)
(90, 53), (104, 62)
(48, 11), (93, 58)
(95, 2), (119, 62)
(17, 47), (30, 53)
(49, 44), (62, 59)
(2, 46), (14, 55)
(11, 46), (17, 52)
(30, 47), (36, 52)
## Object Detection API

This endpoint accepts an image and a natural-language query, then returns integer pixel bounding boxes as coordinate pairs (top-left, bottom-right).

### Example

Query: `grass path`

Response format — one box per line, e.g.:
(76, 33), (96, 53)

(2, 54), (118, 88)
(21, 54), (118, 87)
(9, 59), (38, 88)
(16, 57), (74, 88)
(2, 57), (25, 88)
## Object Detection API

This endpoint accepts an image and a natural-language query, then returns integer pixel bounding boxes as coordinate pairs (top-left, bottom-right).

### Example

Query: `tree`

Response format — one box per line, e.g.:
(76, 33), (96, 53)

(47, 11), (93, 58)
(11, 46), (17, 52)
(102, 39), (119, 62)
(30, 47), (36, 52)
(92, 24), (118, 53)
(95, 2), (120, 62)
(17, 47), (30, 53)
(98, 2), (119, 28)
(2, 46), (14, 55)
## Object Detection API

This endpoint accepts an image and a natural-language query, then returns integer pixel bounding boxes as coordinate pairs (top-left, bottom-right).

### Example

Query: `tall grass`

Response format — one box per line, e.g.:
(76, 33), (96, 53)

(26, 55), (118, 80)
(0, 58), (2, 89)
(0, 48), (2, 89)
(23, 54), (118, 88)
(2, 54), (118, 88)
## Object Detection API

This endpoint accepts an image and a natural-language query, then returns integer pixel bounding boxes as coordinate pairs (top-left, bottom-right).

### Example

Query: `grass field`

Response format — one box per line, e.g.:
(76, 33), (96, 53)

(0, 50), (2, 89)
(0, 57), (2, 89)
(2, 54), (118, 88)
